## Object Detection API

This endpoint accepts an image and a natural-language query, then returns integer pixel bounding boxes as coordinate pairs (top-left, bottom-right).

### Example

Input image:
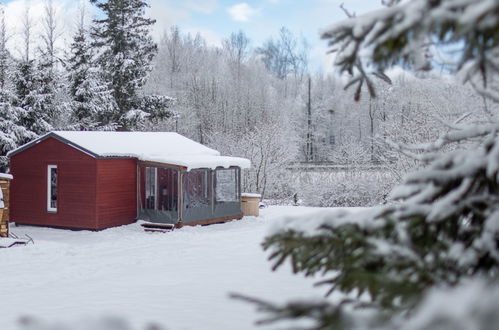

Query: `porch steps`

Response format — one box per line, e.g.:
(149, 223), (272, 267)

(141, 222), (175, 233)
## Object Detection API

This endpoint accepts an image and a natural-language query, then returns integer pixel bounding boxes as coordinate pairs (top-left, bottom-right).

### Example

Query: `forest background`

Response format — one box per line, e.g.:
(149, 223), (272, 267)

(0, 0), (490, 207)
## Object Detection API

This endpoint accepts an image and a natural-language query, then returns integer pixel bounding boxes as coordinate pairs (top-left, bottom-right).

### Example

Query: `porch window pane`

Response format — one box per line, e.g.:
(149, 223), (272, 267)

(158, 167), (178, 211)
(215, 168), (238, 202)
(184, 170), (210, 208)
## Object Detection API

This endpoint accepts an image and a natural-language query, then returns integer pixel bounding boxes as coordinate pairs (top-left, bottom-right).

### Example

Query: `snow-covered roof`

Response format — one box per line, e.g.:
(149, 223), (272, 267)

(0, 173), (13, 180)
(8, 131), (251, 171)
(241, 193), (261, 198)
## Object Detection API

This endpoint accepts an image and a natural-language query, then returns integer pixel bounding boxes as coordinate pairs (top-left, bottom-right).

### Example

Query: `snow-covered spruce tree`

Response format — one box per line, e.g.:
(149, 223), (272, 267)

(12, 5), (52, 142)
(33, 0), (69, 130)
(13, 60), (52, 139)
(90, 0), (173, 130)
(0, 4), (32, 171)
(66, 6), (117, 131)
(234, 1), (499, 329)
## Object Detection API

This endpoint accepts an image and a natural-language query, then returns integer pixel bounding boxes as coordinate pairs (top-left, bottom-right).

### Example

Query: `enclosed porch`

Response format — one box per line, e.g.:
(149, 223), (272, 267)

(137, 163), (242, 225)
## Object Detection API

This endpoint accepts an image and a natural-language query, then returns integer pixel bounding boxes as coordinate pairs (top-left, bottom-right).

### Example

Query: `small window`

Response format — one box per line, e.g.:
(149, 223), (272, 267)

(47, 165), (57, 212)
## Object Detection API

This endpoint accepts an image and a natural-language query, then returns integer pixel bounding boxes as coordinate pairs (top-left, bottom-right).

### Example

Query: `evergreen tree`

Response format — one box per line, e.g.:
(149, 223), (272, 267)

(0, 4), (32, 171)
(10, 4), (52, 143)
(0, 90), (32, 171)
(34, 56), (59, 126)
(35, 0), (72, 130)
(67, 8), (117, 130)
(237, 0), (499, 328)
(90, 0), (172, 130)
(13, 59), (52, 139)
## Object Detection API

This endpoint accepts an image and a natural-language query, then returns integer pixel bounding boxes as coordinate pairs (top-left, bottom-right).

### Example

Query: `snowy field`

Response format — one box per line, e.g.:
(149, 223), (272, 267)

(0, 206), (359, 330)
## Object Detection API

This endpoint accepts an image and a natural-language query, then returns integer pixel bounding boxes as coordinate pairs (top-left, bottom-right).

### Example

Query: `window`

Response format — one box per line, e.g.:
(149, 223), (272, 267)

(184, 170), (211, 208)
(158, 167), (179, 212)
(47, 165), (57, 212)
(215, 168), (238, 202)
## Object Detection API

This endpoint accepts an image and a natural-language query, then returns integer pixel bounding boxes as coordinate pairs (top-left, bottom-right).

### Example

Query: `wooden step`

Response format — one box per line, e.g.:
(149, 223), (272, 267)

(144, 228), (173, 233)
(141, 222), (175, 232)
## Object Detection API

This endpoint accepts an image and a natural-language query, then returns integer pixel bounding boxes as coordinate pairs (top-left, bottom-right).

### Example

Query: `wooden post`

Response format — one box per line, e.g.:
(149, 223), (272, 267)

(178, 171), (183, 225)
(0, 173), (13, 238)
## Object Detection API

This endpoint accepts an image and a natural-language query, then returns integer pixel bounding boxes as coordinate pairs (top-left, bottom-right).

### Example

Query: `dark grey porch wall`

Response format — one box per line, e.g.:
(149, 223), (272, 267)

(138, 209), (178, 224)
(182, 201), (241, 223)
(138, 166), (242, 224)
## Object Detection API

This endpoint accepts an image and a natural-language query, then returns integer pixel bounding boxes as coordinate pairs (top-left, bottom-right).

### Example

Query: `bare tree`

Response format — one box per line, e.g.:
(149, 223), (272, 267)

(256, 27), (308, 80)
(222, 30), (250, 79)
(40, 0), (64, 73)
(19, 4), (33, 62)
(165, 26), (181, 89)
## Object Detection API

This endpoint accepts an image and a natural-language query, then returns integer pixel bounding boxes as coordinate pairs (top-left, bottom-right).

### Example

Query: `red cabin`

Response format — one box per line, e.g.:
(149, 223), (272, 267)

(8, 131), (250, 230)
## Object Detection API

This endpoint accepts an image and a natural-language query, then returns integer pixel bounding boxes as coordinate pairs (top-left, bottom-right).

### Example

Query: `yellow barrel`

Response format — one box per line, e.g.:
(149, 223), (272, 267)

(241, 193), (261, 217)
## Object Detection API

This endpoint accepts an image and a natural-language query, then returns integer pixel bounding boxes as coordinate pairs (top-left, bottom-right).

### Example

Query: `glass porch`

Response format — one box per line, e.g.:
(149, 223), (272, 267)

(138, 164), (241, 224)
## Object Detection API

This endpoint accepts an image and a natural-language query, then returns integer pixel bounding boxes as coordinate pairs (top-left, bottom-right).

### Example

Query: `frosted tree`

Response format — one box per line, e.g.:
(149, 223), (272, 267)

(236, 1), (499, 329)
(35, 0), (66, 128)
(223, 30), (250, 80)
(0, 3), (32, 171)
(90, 0), (173, 130)
(209, 119), (298, 199)
(256, 27), (308, 81)
(12, 5), (52, 141)
(66, 4), (117, 130)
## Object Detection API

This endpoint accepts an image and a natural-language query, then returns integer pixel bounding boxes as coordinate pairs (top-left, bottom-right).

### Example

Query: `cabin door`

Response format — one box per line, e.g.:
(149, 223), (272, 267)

(140, 165), (180, 224)
(145, 167), (158, 210)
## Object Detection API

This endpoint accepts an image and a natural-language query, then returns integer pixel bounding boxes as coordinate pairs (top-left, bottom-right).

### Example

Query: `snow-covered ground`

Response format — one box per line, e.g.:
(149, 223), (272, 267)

(0, 206), (360, 330)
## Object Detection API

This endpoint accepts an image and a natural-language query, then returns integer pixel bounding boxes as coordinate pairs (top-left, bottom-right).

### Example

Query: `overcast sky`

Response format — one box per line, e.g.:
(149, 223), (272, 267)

(2, 0), (383, 72)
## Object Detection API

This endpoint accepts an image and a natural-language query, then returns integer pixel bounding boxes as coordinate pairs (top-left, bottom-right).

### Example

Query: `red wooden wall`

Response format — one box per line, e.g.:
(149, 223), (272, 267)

(10, 138), (98, 229)
(10, 137), (139, 230)
(95, 158), (137, 229)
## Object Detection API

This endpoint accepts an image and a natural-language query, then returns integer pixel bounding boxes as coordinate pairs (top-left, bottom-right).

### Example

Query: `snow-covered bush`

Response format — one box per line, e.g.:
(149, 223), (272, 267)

(298, 169), (394, 207)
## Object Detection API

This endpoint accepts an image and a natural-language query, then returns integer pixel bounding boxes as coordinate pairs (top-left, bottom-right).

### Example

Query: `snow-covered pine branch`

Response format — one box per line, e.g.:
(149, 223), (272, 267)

(321, 0), (499, 74)
(249, 1), (499, 329)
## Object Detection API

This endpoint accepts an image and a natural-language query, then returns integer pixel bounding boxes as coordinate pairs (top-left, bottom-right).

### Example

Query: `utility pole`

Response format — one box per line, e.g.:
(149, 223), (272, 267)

(305, 76), (313, 162)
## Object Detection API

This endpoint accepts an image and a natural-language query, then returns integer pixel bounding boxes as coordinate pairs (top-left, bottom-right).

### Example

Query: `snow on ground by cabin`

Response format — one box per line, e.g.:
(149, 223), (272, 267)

(0, 206), (363, 330)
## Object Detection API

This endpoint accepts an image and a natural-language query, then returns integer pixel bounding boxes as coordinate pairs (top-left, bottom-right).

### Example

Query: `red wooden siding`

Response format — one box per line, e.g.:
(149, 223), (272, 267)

(10, 137), (98, 229)
(95, 158), (137, 229)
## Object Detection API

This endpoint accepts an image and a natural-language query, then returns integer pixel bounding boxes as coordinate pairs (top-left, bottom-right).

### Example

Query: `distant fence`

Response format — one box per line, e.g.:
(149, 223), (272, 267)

(286, 162), (387, 172)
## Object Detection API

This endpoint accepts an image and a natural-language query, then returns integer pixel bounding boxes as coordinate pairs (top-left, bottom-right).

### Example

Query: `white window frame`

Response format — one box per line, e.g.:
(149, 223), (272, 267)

(47, 165), (57, 212)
